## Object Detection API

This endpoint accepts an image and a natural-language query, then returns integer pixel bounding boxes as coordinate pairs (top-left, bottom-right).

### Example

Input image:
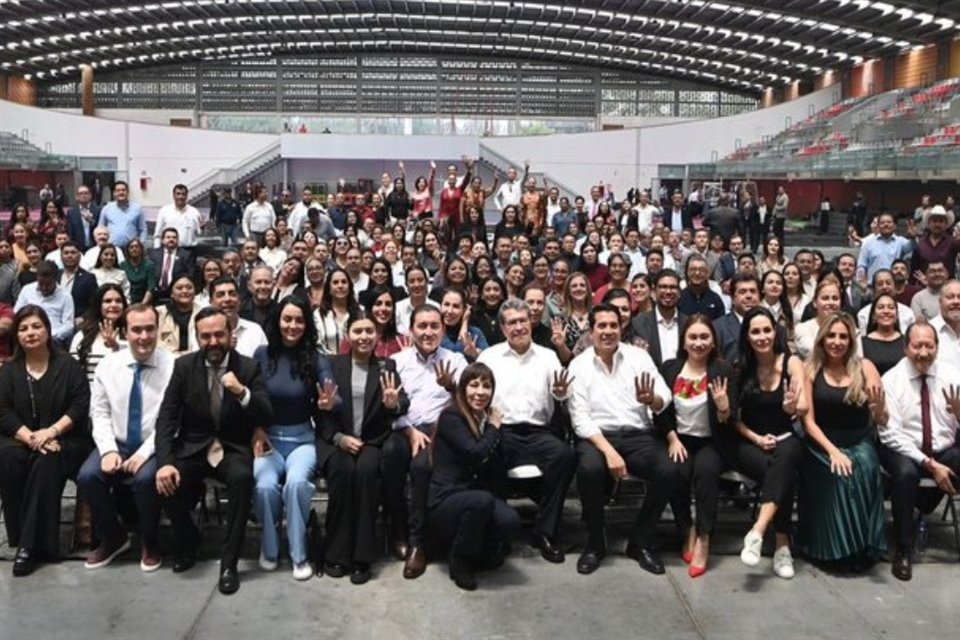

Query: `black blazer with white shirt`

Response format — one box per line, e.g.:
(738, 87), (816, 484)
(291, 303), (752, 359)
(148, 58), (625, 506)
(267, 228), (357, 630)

(654, 358), (738, 440)
(631, 309), (688, 370)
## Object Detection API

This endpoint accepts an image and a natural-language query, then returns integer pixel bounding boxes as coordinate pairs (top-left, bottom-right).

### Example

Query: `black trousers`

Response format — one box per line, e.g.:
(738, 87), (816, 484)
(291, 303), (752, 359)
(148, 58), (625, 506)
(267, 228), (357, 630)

(879, 444), (960, 548)
(726, 436), (804, 534)
(381, 428), (433, 547)
(576, 431), (679, 552)
(772, 217), (786, 246)
(748, 216), (762, 253)
(162, 450), (253, 568)
(669, 435), (723, 536)
(323, 446), (382, 565)
(429, 490), (520, 560)
(500, 423), (575, 539)
(0, 436), (90, 558)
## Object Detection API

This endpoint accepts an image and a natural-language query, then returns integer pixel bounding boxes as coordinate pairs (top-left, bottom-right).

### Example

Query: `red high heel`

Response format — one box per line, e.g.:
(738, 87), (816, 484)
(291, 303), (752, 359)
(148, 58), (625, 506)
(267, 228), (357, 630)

(681, 550), (693, 564)
(689, 564), (707, 578)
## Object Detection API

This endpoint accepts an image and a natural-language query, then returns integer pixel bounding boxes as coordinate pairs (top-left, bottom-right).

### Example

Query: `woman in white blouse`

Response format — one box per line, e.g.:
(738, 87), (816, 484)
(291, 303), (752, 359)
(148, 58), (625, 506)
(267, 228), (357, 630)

(313, 268), (361, 354)
(91, 244), (131, 302)
(782, 263), (809, 326)
(69, 283), (127, 382)
(258, 228), (287, 276)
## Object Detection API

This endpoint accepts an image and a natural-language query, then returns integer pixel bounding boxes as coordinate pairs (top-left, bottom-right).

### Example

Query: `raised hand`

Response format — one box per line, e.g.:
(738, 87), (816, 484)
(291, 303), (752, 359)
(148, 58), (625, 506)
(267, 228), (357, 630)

(488, 407), (503, 429)
(430, 160), (436, 170)
(462, 330), (479, 359)
(550, 318), (567, 348)
(942, 384), (960, 417)
(398, 161), (405, 171)
(634, 372), (656, 406)
(866, 385), (887, 424)
(782, 376), (800, 415)
(551, 369), (575, 397)
(434, 360), (456, 390)
(316, 379), (338, 411)
(398, 334), (414, 351)
(100, 318), (119, 350)
(380, 371), (403, 410)
(709, 376), (730, 413)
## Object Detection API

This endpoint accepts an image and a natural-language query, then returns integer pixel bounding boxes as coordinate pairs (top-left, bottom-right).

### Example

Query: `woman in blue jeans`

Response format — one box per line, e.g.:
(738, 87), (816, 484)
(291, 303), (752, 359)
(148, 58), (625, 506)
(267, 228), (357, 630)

(252, 295), (336, 581)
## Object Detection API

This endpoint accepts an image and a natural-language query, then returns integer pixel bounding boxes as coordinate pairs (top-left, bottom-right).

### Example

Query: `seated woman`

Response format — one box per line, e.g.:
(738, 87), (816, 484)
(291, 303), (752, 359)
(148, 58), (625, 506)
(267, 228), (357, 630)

(470, 276), (506, 346)
(794, 278), (843, 360)
(798, 312), (887, 570)
(316, 312), (408, 584)
(70, 284), (128, 382)
(252, 295), (335, 581)
(724, 307), (807, 580)
(358, 258), (406, 310)
(120, 239), (156, 305)
(439, 287), (488, 361)
(761, 270), (796, 355)
(272, 257), (307, 302)
(340, 286), (405, 358)
(17, 241), (43, 287)
(428, 257), (470, 303)
(657, 315), (736, 578)
(0, 305), (92, 576)
(429, 362), (521, 591)
(91, 243), (131, 302)
(314, 268), (361, 355)
(156, 273), (201, 356)
(194, 258), (223, 308)
(859, 293), (904, 376)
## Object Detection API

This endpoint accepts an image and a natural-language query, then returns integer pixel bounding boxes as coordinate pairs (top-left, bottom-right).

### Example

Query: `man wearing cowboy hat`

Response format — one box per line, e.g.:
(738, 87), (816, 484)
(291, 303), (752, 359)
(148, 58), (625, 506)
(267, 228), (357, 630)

(910, 204), (960, 281)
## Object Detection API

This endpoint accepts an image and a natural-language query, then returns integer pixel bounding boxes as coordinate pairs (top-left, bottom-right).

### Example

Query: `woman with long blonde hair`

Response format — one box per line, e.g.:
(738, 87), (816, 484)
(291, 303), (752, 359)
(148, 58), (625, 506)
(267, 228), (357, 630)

(797, 312), (887, 571)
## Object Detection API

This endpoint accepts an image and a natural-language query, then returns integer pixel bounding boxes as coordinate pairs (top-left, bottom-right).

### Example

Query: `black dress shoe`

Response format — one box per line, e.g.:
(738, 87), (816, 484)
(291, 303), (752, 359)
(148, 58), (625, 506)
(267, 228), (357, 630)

(12, 548), (34, 577)
(449, 556), (477, 591)
(531, 533), (565, 564)
(218, 565), (240, 595)
(576, 549), (605, 575)
(891, 547), (912, 581)
(350, 562), (371, 585)
(172, 551), (197, 574)
(323, 562), (347, 578)
(626, 542), (665, 575)
(391, 541), (409, 562)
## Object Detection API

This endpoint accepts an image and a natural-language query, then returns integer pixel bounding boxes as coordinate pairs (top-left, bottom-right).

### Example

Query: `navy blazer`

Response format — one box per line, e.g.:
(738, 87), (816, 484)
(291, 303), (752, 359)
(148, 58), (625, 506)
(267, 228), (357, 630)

(714, 312), (787, 364)
(65, 205), (101, 250)
(630, 309), (689, 370)
(155, 350), (273, 466)
(67, 268), (100, 319)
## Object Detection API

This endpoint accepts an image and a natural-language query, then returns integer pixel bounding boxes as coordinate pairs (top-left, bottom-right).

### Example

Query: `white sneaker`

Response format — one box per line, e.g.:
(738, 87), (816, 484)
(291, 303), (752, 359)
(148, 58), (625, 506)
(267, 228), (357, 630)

(259, 552), (278, 572)
(292, 562), (314, 581)
(772, 546), (795, 579)
(740, 530), (763, 567)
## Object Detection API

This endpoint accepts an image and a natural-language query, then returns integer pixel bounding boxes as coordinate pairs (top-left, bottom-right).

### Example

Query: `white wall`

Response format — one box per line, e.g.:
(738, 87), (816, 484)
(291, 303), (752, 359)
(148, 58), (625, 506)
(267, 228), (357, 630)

(53, 108), (197, 126)
(281, 133), (478, 160)
(484, 86), (842, 196)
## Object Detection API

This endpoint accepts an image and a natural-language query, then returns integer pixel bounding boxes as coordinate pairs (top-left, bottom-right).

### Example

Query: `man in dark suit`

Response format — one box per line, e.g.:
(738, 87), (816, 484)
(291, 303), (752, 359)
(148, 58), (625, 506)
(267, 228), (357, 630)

(714, 274), (786, 364)
(149, 227), (195, 306)
(65, 184), (101, 250)
(663, 191), (693, 234)
(631, 269), (687, 369)
(703, 194), (740, 244)
(155, 308), (273, 595)
(59, 241), (99, 323)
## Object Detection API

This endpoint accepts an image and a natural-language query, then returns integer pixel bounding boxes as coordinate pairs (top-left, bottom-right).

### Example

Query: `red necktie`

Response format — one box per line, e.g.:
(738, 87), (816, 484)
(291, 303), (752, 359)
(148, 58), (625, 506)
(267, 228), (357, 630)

(920, 374), (933, 456)
(161, 252), (172, 289)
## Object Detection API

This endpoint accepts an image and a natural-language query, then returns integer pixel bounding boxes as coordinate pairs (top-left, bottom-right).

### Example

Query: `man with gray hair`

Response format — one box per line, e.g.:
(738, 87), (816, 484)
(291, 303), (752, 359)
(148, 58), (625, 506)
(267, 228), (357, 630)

(476, 298), (575, 564)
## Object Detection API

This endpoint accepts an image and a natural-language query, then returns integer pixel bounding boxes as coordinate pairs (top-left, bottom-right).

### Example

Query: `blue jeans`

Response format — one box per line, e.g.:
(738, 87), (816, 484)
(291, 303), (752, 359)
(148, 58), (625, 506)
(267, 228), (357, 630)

(253, 424), (316, 564)
(77, 449), (160, 549)
(221, 223), (239, 247)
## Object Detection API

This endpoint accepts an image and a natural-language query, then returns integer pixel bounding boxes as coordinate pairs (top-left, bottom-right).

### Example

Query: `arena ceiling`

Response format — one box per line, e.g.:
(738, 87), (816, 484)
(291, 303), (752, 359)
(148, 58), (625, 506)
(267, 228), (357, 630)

(1, 0), (958, 94)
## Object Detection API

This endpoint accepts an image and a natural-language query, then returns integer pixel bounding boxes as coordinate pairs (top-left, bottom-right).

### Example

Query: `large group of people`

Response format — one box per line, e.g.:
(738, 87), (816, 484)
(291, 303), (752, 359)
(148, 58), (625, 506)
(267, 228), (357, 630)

(0, 166), (959, 598)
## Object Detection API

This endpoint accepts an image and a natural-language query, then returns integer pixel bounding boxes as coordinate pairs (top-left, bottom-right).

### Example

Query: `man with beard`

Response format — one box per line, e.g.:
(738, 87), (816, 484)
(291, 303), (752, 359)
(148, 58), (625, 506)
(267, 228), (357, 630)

(155, 307), (273, 594)
(891, 259), (923, 306)
(631, 270), (686, 369)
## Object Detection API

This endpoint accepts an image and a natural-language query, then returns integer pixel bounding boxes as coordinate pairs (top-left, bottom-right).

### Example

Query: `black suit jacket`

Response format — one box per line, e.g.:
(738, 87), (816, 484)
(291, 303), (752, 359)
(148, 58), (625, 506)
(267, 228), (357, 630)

(68, 268), (99, 320)
(704, 205), (740, 242)
(663, 205), (694, 231)
(714, 312), (787, 364)
(428, 407), (504, 508)
(155, 350), (273, 467)
(65, 205), (101, 249)
(316, 355), (408, 470)
(654, 358), (738, 440)
(630, 309), (688, 369)
(148, 247), (195, 299)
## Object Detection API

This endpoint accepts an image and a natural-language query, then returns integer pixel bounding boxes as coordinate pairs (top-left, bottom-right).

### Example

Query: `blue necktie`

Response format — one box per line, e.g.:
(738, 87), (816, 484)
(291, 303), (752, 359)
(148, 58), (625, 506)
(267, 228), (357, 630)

(127, 363), (144, 455)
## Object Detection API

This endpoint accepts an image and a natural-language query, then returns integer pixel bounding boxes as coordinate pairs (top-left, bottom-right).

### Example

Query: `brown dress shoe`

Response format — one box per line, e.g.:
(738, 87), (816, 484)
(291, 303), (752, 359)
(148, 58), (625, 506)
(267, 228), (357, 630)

(891, 547), (912, 581)
(392, 541), (410, 562)
(403, 547), (427, 579)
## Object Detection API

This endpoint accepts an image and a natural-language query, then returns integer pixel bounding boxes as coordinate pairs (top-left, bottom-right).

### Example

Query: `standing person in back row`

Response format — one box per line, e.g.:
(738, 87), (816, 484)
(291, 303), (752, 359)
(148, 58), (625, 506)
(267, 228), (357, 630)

(99, 181), (147, 248)
(242, 185), (276, 248)
(153, 184), (202, 256)
(771, 186), (789, 246)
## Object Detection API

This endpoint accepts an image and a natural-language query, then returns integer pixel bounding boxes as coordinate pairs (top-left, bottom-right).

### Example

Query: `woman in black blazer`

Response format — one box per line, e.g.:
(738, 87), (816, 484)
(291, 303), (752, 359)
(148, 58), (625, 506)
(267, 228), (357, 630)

(0, 305), (92, 577)
(316, 312), (408, 585)
(428, 362), (521, 591)
(655, 314), (737, 578)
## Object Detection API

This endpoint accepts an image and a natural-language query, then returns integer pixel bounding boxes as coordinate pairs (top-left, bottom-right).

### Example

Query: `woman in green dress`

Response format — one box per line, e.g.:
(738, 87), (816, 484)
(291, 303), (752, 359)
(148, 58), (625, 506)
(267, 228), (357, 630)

(798, 312), (887, 570)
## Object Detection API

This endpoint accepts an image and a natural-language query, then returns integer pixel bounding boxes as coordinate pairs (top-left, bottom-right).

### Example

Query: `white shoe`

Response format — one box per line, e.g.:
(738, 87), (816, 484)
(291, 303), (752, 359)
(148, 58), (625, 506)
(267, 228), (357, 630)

(259, 553), (278, 572)
(292, 562), (314, 581)
(740, 530), (763, 567)
(772, 546), (795, 579)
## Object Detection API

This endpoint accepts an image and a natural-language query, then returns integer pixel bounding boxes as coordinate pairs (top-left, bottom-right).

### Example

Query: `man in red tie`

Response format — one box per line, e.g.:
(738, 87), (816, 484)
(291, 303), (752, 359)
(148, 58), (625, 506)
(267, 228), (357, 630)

(879, 321), (960, 581)
(148, 228), (194, 305)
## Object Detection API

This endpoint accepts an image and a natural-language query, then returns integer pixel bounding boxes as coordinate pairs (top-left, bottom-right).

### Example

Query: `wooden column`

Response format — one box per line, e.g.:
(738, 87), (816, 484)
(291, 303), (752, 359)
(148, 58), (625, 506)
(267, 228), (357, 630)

(81, 64), (94, 116)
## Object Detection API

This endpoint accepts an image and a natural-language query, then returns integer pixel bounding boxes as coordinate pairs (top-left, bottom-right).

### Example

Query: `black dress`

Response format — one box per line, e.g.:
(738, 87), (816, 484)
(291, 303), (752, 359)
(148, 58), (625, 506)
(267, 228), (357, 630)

(860, 335), (904, 376)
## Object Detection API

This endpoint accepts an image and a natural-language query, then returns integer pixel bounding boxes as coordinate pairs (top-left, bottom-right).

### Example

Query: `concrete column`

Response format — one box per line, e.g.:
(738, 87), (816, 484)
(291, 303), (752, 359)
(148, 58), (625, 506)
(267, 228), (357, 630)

(80, 64), (94, 116)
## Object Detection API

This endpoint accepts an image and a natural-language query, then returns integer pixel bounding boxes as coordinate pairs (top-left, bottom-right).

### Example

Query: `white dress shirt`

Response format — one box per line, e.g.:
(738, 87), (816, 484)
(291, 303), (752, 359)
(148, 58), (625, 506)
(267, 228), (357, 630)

(80, 245), (125, 271)
(494, 180), (522, 210)
(477, 342), (567, 426)
(90, 347), (175, 461)
(259, 246), (287, 276)
(242, 201), (276, 236)
(288, 202), (312, 238)
(568, 344), (672, 439)
(153, 204), (202, 248)
(655, 308), (680, 363)
(930, 315), (960, 370)
(857, 302), (915, 332)
(881, 359), (960, 463)
(393, 346), (468, 429)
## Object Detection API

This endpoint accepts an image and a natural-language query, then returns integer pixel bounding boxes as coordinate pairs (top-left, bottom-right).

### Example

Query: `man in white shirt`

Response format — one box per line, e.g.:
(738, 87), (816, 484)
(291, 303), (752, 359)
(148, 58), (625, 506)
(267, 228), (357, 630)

(77, 304), (175, 572)
(15, 261), (74, 346)
(344, 247), (370, 299)
(242, 185), (276, 247)
(493, 164), (528, 211)
(195, 277), (267, 357)
(287, 188), (316, 239)
(153, 184), (202, 251)
(568, 303), (675, 576)
(630, 192), (660, 235)
(879, 322), (960, 581)
(930, 280), (960, 369)
(43, 231), (69, 269)
(80, 226), (125, 271)
(384, 305), (468, 579)
(477, 299), (575, 563)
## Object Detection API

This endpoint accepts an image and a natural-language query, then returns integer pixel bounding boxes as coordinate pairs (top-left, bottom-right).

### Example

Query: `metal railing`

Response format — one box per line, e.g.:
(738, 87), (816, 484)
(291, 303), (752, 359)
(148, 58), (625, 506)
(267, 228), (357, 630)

(187, 140), (282, 200)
